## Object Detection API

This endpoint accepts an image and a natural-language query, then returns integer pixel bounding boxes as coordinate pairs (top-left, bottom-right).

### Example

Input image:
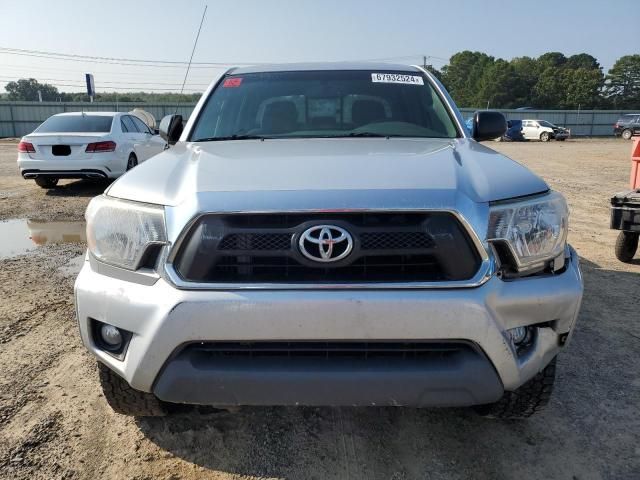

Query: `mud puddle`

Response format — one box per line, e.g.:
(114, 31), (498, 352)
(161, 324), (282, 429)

(0, 219), (86, 259)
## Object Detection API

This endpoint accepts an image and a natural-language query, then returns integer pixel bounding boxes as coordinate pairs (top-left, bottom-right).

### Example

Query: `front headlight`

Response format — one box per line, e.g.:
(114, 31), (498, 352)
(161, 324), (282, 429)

(488, 191), (568, 273)
(86, 195), (167, 270)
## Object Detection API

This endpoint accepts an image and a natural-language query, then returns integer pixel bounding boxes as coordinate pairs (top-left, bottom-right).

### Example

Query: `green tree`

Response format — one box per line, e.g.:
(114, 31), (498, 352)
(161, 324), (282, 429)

(4, 78), (60, 101)
(534, 66), (603, 109)
(476, 59), (522, 108)
(604, 55), (640, 109)
(533, 67), (565, 108)
(441, 51), (495, 107)
(563, 68), (603, 108)
(566, 53), (600, 71)
(509, 56), (539, 106)
(537, 52), (567, 70)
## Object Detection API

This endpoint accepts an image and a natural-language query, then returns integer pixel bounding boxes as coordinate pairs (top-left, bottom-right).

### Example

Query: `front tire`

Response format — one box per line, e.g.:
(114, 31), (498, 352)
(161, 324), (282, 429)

(475, 358), (556, 419)
(614, 231), (639, 263)
(540, 132), (550, 142)
(126, 153), (138, 171)
(34, 177), (59, 189)
(622, 129), (633, 140)
(98, 362), (167, 417)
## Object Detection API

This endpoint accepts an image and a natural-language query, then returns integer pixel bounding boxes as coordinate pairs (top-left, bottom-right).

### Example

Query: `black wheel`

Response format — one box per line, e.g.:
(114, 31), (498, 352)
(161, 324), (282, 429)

(475, 358), (556, 419)
(126, 153), (138, 171)
(614, 231), (639, 263)
(621, 129), (633, 140)
(34, 177), (59, 189)
(539, 132), (550, 142)
(98, 362), (167, 417)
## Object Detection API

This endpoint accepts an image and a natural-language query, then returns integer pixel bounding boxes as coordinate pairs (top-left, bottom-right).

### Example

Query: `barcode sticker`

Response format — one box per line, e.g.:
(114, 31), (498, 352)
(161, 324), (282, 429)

(371, 73), (424, 85)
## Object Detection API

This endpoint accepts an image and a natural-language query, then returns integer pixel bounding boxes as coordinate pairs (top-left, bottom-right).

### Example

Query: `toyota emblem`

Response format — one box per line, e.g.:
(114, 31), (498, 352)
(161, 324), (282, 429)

(298, 225), (353, 263)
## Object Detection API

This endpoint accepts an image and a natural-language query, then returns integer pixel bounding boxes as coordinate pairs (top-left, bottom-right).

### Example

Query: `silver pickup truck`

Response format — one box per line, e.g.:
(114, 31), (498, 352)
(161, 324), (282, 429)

(75, 63), (583, 419)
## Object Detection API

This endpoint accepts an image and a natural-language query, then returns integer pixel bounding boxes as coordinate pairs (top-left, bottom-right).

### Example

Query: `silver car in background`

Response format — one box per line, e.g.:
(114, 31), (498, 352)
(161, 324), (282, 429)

(17, 112), (166, 188)
(75, 63), (583, 419)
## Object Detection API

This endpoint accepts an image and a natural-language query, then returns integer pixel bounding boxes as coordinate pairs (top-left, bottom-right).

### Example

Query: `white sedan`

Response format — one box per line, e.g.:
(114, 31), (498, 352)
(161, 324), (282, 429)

(521, 119), (570, 142)
(17, 112), (167, 188)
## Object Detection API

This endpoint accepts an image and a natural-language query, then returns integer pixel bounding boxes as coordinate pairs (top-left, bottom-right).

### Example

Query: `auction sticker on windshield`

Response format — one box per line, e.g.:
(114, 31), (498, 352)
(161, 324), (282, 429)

(371, 73), (424, 85)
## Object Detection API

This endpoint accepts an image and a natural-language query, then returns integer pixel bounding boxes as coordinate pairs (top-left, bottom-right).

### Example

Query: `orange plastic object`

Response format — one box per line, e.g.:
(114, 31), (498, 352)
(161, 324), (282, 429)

(632, 138), (640, 189)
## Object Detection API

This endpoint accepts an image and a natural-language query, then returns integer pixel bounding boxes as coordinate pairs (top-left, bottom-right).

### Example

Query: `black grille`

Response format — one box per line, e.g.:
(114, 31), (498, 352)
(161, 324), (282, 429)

(360, 231), (434, 250)
(174, 212), (481, 283)
(217, 231), (434, 252)
(211, 254), (441, 282)
(218, 233), (292, 251)
(186, 341), (472, 361)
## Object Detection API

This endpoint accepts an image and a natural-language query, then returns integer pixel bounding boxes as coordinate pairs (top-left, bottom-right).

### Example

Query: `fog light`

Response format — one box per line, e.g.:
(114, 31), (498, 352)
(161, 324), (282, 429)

(508, 326), (530, 345)
(100, 324), (123, 350)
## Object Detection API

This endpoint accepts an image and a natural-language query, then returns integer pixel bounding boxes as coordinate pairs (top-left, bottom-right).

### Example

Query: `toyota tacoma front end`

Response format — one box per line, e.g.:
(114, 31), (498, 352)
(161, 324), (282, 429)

(75, 64), (583, 419)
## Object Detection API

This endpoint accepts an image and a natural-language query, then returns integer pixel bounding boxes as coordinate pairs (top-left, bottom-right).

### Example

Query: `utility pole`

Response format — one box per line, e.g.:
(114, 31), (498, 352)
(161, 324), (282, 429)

(423, 56), (428, 69)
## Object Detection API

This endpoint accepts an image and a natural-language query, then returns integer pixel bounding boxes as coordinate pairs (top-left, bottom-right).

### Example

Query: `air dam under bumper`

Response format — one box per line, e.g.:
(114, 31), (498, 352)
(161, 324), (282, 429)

(153, 342), (504, 407)
(74, 247), (582, 408)
(22, 169), (107, 180)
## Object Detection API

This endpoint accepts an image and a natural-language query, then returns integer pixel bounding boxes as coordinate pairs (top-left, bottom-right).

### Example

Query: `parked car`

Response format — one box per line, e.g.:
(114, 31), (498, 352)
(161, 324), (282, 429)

(466, 118), (524, 141)
(17, 112), (167, 188)
(499, 119), (525, 141)
(75, 63), (583, 420)
(613, 114), (640, 140)
(465, 116), (474, 134)
(522, 119), (570, 142)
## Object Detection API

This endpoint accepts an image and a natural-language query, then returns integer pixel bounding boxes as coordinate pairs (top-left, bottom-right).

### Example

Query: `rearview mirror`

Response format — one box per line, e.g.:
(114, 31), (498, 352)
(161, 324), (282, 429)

(472, 111), (507, 142)
(159, 114), (184, 145)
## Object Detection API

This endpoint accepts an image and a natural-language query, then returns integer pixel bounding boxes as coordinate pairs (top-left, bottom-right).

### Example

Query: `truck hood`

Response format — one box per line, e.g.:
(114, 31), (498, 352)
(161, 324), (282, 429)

(107, 138), (548, 208)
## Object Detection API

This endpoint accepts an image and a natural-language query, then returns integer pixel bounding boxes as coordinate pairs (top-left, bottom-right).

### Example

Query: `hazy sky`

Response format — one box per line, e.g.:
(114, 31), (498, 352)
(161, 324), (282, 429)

(0, 0), (638, 93)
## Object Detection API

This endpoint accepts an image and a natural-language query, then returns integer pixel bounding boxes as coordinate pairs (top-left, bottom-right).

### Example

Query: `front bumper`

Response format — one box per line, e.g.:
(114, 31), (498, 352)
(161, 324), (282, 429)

(75, 247), (583, 407)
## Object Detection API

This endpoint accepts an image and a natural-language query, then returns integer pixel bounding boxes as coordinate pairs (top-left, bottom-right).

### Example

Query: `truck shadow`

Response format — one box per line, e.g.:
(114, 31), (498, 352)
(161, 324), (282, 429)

(135, 255), (639, 479)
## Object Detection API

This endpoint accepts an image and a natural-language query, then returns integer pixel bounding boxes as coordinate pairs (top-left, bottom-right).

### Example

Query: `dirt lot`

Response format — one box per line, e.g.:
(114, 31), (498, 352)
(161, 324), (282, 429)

(0, 139), (638, 480)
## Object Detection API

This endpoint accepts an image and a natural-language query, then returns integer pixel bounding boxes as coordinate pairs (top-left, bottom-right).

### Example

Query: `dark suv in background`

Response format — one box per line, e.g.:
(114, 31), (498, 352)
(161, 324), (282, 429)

(614, 114), (640, 140)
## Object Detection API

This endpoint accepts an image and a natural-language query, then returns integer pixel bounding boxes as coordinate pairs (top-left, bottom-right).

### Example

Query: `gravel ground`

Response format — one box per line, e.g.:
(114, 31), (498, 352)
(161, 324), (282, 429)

(0, 139), (638, 480)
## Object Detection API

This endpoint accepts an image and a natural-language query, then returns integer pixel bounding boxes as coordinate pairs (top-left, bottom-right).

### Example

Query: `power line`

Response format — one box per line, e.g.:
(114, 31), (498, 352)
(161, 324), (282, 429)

(0, 46), (253, 67)
(0, 79), (203, 92)
(0, 62), (217, 78)
(0, 46), (451, 68)
(358, 53), (449, 63)
(0, 76), (209, 87)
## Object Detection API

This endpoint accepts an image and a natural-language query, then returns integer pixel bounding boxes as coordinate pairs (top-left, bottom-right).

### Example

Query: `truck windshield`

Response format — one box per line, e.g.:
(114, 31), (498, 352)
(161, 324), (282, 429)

(190, 70), (459, 141)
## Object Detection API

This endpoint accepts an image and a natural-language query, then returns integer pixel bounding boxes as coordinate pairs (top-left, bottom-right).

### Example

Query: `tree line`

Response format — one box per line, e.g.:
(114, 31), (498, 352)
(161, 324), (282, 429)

(1, 79), (200, 103)
(430, 52), (639, 109)
(2, 52), (640, 109)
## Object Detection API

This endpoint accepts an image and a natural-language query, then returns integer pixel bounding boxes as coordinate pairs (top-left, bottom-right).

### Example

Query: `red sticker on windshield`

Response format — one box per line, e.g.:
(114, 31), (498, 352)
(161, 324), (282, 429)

(223, 78), (243, 88)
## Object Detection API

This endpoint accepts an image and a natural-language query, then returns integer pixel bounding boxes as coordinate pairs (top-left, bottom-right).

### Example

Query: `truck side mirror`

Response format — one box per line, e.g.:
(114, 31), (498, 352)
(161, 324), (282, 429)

(159, 114), (184, 145)
(472, 111), (507, 142)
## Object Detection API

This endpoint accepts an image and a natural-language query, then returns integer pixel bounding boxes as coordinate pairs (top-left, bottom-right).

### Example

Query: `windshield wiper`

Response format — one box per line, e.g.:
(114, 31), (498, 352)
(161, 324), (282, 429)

(345, 132), (391, 138)
(331, 132), (411, 138)
(193, 134), (268, 142)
